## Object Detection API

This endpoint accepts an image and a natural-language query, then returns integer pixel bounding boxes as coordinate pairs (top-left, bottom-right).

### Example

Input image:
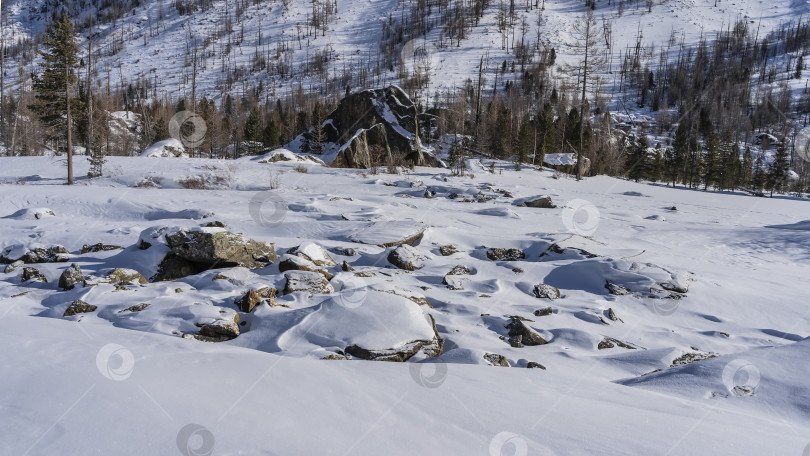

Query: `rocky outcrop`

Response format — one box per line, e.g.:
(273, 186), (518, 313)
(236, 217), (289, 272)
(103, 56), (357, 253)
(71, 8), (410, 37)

(119, 303), (151, 313)
(311, 86), (436, 168)
(443, 265), (471, 290)
(152, 228), (277, 281)
(107, 268), (148, 285)
(387, 245), (427, 271)
(58, 264), (84, 290)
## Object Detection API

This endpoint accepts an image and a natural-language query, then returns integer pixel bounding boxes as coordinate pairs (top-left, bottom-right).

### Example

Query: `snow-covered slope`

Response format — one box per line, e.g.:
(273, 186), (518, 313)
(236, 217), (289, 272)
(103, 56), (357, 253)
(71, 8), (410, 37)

(2, 0), (806, 102)
(0, 156), (809, 454)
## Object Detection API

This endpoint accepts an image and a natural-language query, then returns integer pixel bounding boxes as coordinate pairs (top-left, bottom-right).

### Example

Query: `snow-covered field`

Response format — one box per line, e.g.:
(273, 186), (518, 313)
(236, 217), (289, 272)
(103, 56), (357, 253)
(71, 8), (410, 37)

(1, 155), (809, 455)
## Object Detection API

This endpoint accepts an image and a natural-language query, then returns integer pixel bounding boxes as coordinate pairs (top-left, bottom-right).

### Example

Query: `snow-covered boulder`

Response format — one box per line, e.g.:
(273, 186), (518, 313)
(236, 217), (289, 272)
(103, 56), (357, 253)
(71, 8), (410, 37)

(1, 244), (69, 264)
(283, 271), (334, 295)
(4, 208), (56, 220)
(140, 138), (188, 158)
(151, 227), (277, 281)
(387, 245), (427, 271)
(279, 291), (442, 362)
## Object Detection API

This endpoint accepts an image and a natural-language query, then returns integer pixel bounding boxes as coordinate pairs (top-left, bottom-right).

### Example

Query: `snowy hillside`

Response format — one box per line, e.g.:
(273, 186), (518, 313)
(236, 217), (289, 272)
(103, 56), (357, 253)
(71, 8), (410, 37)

(1, 0), (804, 101)
(1, 155), (809, 454)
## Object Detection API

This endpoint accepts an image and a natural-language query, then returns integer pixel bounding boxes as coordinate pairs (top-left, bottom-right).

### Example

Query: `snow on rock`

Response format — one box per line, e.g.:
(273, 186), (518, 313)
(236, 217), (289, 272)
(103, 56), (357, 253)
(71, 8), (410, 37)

(3, 207), (56, 220)
(139, 138), (188, 158)
(270, 291), (441, 361)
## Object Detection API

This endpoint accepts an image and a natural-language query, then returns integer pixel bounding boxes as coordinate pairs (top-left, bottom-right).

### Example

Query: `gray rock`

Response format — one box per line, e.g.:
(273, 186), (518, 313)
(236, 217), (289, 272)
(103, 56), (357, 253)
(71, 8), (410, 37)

(605, 281), (632, 296)
(387, 245), (427, 271)
(439, 245), (459, 256)
(4, 260), (24, 273)
(21, 266), (47, 283)
(527, 362), (546, 369)
(505, 316), (547, 346)
(283, 271), (335, 295)
(344, 315), (443, 362)
(58, 263), (84, 290)
(523, 196), (556, 208)
(278, 255), (334, 280)
(64, 299), (96, 317)
(486, 248), (525, 261)
(119, 303), (150, 313)
(235, 287), (278, 313)
(153, 228), (277, 281)
(194, 315), (240, 342)
(1, 245), (69, 264)
(483, 353), (510, 367)
(534, 307), (553, 317)
(80, 243), (124, 254)
(533, 284), (560, 300)
(107, 268), (148, 285)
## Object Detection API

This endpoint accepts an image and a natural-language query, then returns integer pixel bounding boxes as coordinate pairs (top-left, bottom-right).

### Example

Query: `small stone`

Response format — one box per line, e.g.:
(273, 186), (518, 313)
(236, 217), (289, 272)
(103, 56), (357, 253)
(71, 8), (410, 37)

(80, 243), (124, 254)
(439, 245), (459, 256)
(534, 307), (553, 317)
(608, 308), (618, 321)
(205, 221), (227, 228)
(236, 287), (278, 313)
(605, 281), (631, 296)
(341, 260), (354, 272)
(4, 260), (24, 273)
(119, 303), (150, 313)
(505, 316), (547, 346)
(486, 248), (525, 261)
(527, 362), (546, 369)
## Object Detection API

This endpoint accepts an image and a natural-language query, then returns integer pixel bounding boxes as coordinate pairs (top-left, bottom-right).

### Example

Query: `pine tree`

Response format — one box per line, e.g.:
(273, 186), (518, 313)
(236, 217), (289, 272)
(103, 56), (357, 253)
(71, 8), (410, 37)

(649, 142), (663, 182)
(741, 146), (753, 187)
(796, 54), (803, 79)
(672, 122), (688, 186)
(244, 106), (263, 155)
(702, 133), (719, 190)
(752, 154), (766, 192)
(535, 102), (555, 166)
(626, 131), (649, 182)
(515, 113), (532, 170)
(767, 142), (790, 196)
(30, 14), (82, 184)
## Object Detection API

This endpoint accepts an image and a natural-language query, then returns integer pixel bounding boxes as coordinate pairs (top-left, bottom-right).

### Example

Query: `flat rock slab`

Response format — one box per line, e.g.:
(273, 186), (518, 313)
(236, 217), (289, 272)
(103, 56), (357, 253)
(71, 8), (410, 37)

(348, 221), (427, 248)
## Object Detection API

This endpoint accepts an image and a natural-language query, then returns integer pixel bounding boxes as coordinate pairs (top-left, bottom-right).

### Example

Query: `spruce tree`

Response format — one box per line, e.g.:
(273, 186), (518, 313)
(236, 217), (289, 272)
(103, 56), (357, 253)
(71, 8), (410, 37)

(767, 142), (790, 196)
(30, 14), (82, 184)
(244, 107), (263, 155)
(741, 146), (753, 188)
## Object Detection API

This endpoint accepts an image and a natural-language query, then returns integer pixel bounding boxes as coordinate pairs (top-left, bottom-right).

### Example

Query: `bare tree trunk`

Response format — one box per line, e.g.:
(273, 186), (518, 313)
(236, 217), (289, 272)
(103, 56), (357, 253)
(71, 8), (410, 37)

(577, 21), (590, 181)
(66, 61), (74, 185)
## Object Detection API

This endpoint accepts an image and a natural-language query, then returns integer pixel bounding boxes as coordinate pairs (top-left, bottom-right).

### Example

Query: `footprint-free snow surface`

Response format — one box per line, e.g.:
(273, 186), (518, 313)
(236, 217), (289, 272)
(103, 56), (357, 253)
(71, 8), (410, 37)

(1, 156), (809, 455)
